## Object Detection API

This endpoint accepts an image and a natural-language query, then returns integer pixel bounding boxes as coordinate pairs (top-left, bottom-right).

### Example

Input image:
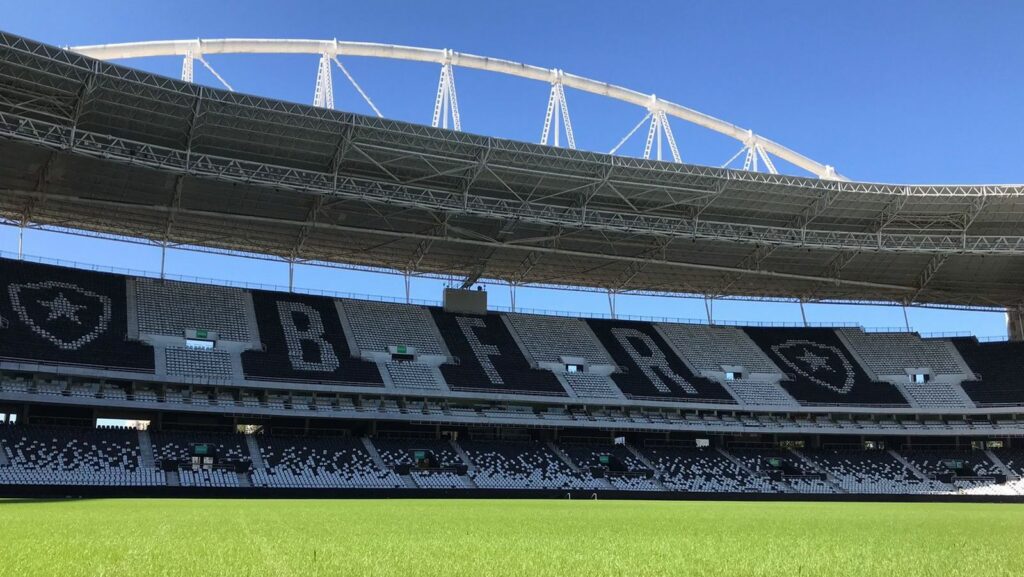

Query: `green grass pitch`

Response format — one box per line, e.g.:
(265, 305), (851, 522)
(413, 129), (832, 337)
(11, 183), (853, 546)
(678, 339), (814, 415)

(0, 498), (1021, 576)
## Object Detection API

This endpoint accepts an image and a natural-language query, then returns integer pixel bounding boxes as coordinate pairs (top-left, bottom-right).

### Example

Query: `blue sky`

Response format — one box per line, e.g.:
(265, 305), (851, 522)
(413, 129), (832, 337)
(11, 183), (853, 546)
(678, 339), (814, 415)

(1, 0), (1019, 336)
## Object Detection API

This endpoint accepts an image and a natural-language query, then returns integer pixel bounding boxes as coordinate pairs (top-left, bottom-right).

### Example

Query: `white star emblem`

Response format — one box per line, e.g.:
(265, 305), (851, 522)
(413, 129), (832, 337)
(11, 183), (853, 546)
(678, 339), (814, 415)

(39, 292), (87, 324)
(795, 349), (833, 373)
(771, 340), (856, 394)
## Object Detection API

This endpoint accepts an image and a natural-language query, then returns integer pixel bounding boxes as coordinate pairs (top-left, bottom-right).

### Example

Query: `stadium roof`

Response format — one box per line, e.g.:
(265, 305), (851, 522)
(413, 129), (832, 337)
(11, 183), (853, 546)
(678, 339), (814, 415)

(2, 31), (1024, 309)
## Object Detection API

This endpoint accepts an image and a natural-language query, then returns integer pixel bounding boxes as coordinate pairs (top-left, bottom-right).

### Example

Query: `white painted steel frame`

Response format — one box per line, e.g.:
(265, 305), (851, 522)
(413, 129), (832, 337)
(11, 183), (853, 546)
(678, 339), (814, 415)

(70, 38), (842, 179)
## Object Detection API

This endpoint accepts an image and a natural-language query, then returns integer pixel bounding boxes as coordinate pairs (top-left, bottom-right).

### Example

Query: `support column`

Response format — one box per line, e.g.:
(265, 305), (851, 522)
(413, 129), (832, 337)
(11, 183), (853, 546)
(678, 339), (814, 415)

(160, 243), (167, 280)
(1007, 305), (1024, 342)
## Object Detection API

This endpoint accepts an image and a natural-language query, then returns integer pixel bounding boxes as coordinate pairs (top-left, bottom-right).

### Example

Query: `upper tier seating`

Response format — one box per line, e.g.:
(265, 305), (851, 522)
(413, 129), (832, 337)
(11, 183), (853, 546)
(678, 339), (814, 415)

(745, 328), (908, 406)
(654, 324), (799, 407)
(0, 425), (163, 486)
(0, 258), (154, 371)
(251, 435), (403, 489)
(898, 380), (972, 409)
(642, 446), (780, 493)
(839, 330), (972, 409)
(951, 339), (1024, 405)
(586, 319), (737, 403)
(135, 278), (254, 342)
(839, 330), (967, 376)
(430, 309), (567, 396)
(9, 257), (1024, 416)
(561, 372), (623, 399)
(658, 323), (782, 375)
(340, 299), (446, 356)
(242, 292), (383, 386)
(164, 347), (233, 380)
(721, 379), (798, 407)
(384, 361), (445, 391)
(504, 313), (613, 364)
(461, 440), (599, 490)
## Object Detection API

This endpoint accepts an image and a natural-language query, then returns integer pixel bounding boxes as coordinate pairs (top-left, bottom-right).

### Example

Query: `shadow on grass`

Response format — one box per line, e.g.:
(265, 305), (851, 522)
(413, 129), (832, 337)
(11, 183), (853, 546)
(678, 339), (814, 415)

(0, 497), (97, 505)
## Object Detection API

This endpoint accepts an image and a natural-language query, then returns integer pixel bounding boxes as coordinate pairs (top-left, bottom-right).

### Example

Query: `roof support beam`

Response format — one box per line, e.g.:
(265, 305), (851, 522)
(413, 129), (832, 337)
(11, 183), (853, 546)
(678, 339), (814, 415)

(0, 188), (919, 294)
(909, 253), (949, 303)
(716, 243), (779, 296)
(788, 188), (843, 242)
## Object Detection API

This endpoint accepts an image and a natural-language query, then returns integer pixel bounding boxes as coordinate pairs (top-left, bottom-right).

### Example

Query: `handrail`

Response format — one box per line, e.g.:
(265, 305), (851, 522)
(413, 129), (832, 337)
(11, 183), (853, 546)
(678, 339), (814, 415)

(0, 250), (951, 333)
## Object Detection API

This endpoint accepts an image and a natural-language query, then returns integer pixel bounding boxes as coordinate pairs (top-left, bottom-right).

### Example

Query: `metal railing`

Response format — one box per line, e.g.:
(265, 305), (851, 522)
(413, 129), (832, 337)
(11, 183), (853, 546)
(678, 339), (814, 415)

(0, 250), (976, 334)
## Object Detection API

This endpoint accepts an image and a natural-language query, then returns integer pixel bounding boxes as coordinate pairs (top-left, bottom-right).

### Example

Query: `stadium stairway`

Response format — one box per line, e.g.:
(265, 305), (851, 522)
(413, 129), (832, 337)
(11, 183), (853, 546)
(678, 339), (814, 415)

(0, 444), (8, 466)
(547, 441), (583, 474)
(361, 438), (392, 471)
(166, 470), (180, 487)
(623, 443), (669, 491)
(449, 439), (479, 488)
(985, 450), (1019, 480)
(548, 441), (615, 490)
(787, 448), (847, 493)
(717, 447), (793, 493)
(399, 473), (418, 489)
(244, 436), (266, 472)
(137, 430), (155, 469)
(624, 443), (657, 470)
(888, 450), (936, 485)
(236, 472), (252, 488)
(886, 381), (924, 409)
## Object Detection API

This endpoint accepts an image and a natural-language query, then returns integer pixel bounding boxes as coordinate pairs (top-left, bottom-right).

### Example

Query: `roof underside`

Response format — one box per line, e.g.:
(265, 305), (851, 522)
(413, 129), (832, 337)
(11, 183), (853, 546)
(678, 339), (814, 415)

(2, 31), (1024, 309)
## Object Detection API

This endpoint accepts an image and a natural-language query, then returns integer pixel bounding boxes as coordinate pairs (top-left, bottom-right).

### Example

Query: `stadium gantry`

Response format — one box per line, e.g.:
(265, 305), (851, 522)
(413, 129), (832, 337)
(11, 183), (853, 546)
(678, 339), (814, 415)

(2, 31), (1024, 500)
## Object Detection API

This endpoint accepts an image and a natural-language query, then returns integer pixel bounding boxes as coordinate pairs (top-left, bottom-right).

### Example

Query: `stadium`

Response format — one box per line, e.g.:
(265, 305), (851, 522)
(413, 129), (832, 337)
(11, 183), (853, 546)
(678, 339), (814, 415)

(1, 7), (1024, 576)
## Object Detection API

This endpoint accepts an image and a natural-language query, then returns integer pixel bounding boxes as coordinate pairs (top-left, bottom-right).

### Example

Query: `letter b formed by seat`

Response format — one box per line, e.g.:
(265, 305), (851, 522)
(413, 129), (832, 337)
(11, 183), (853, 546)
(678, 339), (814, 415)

(276, 301), (340, 372)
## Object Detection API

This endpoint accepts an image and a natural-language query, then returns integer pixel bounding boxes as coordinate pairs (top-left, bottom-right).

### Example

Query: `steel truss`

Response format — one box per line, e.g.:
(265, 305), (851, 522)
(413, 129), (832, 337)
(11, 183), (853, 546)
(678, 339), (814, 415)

(3, 31), (1024, 309)
(68, 37), (841, 179)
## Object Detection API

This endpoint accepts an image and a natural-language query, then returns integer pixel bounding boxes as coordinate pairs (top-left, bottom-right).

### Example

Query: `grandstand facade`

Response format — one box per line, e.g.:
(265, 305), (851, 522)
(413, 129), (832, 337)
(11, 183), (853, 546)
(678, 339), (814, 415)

(1, 32), (1024, 500)
(1, 257), (1024, 498)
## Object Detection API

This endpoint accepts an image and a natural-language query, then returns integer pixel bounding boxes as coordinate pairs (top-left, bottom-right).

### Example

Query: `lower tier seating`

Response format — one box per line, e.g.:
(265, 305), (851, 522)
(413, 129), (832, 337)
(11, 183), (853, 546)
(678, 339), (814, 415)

(798, 450), (947, 494)
(0, 425), (163, 486)
(1, 424), (1023, 496)
(252, 436), (403, 489)
(460, 440), (599, 490)
(641, 447), (780, 493)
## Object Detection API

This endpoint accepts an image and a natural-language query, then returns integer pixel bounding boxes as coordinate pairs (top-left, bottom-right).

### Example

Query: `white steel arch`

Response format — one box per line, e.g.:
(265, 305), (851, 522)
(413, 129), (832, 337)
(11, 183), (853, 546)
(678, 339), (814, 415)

(69, 38), (844, 180)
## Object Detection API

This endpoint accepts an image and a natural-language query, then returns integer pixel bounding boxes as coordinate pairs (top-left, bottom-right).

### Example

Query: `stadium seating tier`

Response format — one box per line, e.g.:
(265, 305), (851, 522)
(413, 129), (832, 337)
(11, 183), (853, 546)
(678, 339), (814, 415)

(744, 328), (909, 406)
(0, 259), (154, 371)
(241, 291), (383, 386)
(586, 319), (736, 402)
(430, 309), (567, 396)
